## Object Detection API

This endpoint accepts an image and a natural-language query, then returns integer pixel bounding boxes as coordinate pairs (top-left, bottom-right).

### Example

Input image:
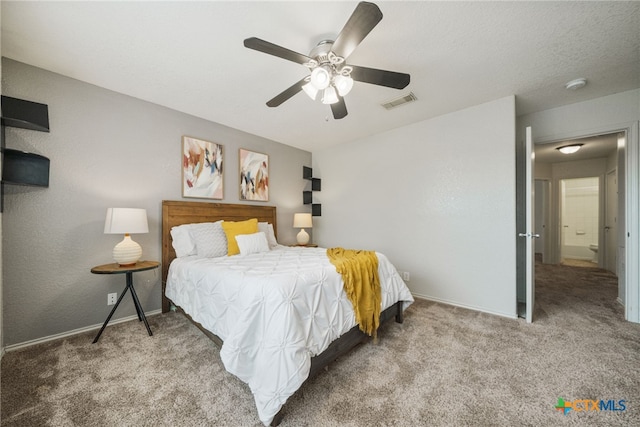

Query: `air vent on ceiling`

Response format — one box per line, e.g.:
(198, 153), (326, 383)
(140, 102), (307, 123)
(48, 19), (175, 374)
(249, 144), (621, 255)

(381, 92), (418, 110)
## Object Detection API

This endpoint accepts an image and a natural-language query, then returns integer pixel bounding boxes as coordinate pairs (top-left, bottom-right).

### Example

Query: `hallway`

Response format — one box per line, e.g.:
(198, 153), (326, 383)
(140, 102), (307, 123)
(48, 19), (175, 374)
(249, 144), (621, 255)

(535, 257), (621, 322)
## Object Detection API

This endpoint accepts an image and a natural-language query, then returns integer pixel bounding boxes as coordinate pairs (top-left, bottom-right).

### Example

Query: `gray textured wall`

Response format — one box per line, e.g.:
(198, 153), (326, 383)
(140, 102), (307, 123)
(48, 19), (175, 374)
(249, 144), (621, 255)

(1, 58), (311, 346)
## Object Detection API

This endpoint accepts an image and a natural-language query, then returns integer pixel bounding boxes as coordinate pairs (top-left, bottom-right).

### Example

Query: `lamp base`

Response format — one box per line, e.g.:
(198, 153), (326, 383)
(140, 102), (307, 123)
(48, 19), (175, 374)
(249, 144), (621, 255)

(116, 262), (138, 268)
(113, 235), (142, 266)
(296, 229), (310, 245)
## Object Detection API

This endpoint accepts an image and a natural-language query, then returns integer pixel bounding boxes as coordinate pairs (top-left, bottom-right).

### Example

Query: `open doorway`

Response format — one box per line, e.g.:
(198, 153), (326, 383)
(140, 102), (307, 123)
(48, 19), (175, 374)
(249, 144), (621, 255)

(559, 176), (600, 268)
(518, 112), (639, 324)
(533, 131), (622, 304)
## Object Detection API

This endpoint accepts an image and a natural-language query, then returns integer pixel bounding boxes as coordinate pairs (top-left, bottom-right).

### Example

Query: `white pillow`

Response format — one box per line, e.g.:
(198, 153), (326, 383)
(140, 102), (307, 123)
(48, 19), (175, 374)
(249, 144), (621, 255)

(170, 224), (196, 257)
(235, 232), (270, 256)
(190, 221), (228, 258)
(258, 222), (278, 249)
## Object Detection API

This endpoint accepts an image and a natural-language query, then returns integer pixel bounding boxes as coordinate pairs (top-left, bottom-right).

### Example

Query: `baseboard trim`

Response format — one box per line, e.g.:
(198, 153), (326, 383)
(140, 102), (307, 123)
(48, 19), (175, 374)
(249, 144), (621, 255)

(411, 293), (518, 320)
(4, 310), (162, 353)
(6, 293), (521, 351)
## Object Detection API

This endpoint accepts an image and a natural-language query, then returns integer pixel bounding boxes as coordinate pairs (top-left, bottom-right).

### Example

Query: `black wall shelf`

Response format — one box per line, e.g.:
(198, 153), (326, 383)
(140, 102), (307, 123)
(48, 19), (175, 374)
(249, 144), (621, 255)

(1, 95), (51, 212)
(2, 149), (50, 187)
(1, 96), (50, 132)
(302, 166), (321, 216)
(303, 190), (312, 205)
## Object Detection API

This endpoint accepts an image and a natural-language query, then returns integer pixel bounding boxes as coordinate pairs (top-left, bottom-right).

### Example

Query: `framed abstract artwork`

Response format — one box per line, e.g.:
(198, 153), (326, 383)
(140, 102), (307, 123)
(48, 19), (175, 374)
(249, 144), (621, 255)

(239, 148), (269, 201)
(182, 136), (224, 199)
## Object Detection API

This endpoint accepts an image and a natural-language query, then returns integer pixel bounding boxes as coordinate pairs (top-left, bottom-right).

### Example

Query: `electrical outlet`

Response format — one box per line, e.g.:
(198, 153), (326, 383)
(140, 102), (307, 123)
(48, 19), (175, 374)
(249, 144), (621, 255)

(402, 272), (410, 282)
(107, 293), (117, 305)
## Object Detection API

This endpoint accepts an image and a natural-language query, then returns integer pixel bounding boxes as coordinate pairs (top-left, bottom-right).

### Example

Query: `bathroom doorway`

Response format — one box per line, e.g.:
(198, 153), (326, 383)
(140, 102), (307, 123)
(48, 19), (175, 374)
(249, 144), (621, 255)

(559, 177), (599, 268)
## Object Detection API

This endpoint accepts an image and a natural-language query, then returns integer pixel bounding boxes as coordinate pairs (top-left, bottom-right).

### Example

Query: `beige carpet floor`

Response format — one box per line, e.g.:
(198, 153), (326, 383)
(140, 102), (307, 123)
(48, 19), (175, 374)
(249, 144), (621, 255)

(2, 261), (639, 426)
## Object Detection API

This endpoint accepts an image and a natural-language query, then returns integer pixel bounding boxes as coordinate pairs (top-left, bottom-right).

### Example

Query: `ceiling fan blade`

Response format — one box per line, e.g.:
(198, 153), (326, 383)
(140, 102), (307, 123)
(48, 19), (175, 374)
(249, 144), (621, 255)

(331, 96), (348, 120)
(266, 78), (307, 107)
(244, 37), (312, 65)
(331, 2), (383, 59)
(350, 65), (410, 89)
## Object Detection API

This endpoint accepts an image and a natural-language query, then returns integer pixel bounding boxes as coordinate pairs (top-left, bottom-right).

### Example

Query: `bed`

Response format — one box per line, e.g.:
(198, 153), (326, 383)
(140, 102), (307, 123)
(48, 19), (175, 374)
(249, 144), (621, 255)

(161, 200), (414, 425)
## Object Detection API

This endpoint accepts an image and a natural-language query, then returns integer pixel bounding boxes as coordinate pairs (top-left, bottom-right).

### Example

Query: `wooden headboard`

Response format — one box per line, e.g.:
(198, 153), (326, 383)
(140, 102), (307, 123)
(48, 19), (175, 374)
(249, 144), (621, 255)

(161, 200), (277, 313)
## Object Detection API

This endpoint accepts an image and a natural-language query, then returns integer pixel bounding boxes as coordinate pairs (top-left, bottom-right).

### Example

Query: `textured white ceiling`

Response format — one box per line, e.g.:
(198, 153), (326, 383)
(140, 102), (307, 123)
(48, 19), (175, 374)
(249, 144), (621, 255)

(2, 1), (639, 152)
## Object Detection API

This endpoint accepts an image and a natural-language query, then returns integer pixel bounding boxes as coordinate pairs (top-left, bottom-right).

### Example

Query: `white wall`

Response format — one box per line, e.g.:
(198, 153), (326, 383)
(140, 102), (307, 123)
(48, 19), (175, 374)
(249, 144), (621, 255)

(2, 59), (311, 346)
(520, 90), (640, 141)
(313, 96), (517, 318)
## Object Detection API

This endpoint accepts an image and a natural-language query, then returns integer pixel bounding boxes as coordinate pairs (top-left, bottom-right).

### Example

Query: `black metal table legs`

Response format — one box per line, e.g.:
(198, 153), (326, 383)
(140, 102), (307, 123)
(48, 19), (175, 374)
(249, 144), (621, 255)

(93, 272), (153, 343)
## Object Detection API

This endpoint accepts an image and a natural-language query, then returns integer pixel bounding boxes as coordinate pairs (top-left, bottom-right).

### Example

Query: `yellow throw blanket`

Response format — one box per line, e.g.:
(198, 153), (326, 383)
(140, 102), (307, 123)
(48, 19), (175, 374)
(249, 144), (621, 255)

(327, 247), (381, 337)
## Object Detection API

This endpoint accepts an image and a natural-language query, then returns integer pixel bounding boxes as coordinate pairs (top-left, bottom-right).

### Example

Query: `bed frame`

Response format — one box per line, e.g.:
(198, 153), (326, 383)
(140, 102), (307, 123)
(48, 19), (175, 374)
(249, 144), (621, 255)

(161, 200), (404, 425)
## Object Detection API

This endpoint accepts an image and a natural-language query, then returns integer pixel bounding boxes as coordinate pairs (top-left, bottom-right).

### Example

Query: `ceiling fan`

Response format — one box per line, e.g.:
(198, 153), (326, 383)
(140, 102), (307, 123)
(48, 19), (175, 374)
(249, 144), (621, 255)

(243, 1), (410, 120)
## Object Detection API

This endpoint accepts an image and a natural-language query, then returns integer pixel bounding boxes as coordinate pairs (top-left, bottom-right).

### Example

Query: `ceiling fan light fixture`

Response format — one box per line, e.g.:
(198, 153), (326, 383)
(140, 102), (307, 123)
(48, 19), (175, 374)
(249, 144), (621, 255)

(243, 2), (410, 120)
(302, 82), (319, 100)
(334, 74), (354, 96)
(556, 143), (583, 154)
(310, 66), (331, 90)
(321, 86), (339, 105)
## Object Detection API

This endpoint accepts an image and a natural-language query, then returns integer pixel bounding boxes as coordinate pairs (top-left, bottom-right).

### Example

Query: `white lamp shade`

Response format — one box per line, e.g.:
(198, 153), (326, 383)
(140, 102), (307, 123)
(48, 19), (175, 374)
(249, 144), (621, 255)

(293, 213), (313, 228)
(322, 86), (339, 105)
(310, 66), (331, 90)
(302, 82), (319, 100)
(104, 208), (149, 234)
(334, 74), (354, 96)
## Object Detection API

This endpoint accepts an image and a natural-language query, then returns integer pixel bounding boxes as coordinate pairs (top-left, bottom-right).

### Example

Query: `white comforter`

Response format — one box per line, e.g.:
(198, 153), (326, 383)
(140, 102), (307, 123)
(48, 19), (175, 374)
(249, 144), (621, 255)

(166, 245), (413, 425)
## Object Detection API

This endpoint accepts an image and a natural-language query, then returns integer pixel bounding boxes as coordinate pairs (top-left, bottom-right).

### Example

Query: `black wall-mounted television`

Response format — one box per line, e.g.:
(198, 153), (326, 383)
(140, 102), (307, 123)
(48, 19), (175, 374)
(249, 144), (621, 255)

(2, 149), (50, 187)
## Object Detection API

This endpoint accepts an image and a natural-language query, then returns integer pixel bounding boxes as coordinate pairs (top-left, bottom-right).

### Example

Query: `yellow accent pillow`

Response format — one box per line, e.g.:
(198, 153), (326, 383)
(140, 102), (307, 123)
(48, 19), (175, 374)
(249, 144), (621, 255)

(221, 218), (259, 255)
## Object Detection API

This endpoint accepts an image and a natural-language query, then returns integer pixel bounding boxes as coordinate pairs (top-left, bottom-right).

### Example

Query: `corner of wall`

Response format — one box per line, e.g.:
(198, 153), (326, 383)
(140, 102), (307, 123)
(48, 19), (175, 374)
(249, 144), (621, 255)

(1, 6), (4, 355)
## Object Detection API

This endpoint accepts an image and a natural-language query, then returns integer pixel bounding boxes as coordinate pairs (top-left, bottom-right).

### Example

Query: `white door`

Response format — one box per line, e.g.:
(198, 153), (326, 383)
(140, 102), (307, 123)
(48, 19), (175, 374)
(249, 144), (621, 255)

(519, 127), (537, 323)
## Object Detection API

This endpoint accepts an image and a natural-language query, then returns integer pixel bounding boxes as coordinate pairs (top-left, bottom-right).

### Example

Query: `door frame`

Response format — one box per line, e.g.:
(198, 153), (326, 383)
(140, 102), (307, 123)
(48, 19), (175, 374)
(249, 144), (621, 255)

(534, 179), (551, 263)
(532, 121), (639, 323)
(605, 168), (618, 274)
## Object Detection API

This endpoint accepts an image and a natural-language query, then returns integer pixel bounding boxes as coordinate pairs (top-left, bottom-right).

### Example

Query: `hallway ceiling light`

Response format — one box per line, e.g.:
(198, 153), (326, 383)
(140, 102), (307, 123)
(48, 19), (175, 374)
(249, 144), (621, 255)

(565, 78), (587, 90)
(556, 144), (584, 154)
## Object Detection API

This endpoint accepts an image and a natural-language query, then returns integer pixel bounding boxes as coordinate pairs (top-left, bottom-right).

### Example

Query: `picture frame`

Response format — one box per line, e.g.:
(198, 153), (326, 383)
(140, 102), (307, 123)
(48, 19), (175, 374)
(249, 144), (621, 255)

(239, 148), (269, 201)
(182, 136), (224, 200)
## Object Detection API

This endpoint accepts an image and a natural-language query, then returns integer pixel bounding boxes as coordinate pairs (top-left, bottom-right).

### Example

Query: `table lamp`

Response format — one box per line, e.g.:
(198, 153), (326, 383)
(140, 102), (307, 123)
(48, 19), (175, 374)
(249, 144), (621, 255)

(104, 208), (149, 266)
(293, 213), (312, 245)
